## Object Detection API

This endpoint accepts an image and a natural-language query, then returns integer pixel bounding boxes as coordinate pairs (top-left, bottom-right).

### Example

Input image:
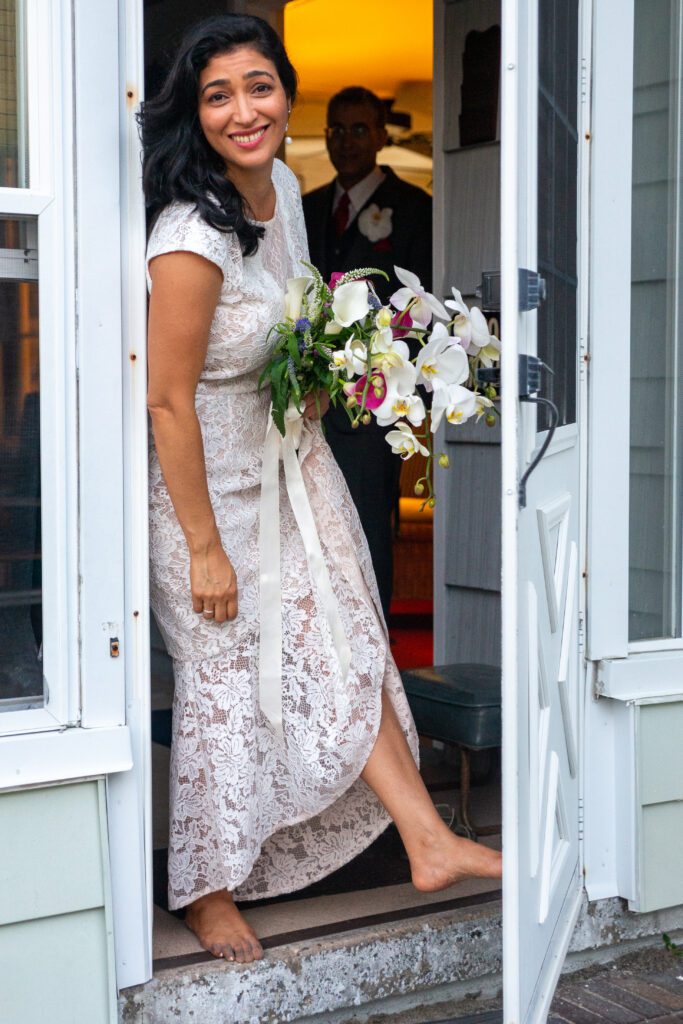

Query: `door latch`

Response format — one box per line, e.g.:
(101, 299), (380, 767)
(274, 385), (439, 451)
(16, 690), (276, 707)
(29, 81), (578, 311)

(109, 637), (120, 658)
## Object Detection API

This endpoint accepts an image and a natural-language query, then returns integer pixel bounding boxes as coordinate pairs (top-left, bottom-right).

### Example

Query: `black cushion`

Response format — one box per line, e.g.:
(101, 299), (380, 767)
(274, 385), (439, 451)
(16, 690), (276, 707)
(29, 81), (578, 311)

(401, 663), (501, 749)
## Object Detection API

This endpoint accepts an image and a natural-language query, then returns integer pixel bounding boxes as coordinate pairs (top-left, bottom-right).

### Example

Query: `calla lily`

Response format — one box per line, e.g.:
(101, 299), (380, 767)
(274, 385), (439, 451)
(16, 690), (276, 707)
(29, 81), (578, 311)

(415, 322), (469, 391)
(390, 266), (449, 327)
(374, 362), (421, 427)
(386, 422), (430, 460)
(332, 279), (371, 327)
(430, 381), (477, 432)
(284, 276), (313, 321)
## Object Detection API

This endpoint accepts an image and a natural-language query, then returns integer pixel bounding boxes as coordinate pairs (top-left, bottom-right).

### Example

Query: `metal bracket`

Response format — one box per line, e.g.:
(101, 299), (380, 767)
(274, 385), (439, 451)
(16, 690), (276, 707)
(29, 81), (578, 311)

(475, 268), (547, 313)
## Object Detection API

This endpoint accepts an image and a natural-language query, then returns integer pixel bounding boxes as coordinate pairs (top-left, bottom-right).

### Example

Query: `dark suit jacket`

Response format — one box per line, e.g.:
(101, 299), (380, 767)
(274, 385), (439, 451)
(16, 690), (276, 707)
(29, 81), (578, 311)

(302, 166), (432, 304)
(301, 168), (432, 615)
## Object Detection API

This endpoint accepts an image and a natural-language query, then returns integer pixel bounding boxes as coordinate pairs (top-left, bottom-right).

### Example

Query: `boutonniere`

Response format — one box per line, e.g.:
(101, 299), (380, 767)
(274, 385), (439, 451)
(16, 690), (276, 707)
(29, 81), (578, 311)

(358, 204), (393, 243)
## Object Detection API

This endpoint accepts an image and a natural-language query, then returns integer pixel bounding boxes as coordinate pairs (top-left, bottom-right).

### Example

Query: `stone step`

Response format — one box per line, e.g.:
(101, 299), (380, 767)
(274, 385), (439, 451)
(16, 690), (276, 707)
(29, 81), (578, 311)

(119, 893), (503, 1024)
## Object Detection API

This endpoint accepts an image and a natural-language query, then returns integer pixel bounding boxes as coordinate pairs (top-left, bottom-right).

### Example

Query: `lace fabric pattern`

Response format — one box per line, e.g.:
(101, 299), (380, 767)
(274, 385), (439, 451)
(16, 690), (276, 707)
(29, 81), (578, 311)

(147, 159), (419, 908)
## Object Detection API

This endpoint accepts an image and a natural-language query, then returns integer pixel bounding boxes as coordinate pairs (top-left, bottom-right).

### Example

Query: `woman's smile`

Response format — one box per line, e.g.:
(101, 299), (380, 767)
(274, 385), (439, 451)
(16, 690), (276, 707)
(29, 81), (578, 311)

(229, 124), (270, 148)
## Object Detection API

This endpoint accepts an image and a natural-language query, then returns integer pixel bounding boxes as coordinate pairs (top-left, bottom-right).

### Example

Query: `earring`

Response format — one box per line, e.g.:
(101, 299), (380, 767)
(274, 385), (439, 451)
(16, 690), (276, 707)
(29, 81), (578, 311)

(285, 109), (292, 145)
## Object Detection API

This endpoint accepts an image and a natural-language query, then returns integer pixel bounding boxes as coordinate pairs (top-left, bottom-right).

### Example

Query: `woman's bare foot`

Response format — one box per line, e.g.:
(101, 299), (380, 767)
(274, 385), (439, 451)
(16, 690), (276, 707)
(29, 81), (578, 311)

(408, 827), (503, 893)
(185, 890), (263, 964)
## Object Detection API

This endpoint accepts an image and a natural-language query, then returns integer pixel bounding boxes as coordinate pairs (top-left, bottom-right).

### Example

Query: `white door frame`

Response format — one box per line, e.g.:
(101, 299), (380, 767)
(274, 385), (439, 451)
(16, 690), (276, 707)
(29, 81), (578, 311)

(106, 0), (153, 991)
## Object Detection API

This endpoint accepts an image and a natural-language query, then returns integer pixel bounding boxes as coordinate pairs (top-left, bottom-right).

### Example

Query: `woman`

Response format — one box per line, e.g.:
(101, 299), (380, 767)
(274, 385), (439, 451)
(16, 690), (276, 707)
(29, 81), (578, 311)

(140, 14), (501, 966)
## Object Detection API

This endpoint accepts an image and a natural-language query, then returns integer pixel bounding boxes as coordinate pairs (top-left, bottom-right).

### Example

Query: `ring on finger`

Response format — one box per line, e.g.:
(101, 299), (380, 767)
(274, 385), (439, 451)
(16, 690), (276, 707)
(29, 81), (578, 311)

(203, 608), (215, 619)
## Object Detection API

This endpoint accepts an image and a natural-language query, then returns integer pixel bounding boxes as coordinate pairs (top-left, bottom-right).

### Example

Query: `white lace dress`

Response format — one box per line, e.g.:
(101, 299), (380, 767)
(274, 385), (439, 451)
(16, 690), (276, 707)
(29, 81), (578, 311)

(146, 159), (419, 910)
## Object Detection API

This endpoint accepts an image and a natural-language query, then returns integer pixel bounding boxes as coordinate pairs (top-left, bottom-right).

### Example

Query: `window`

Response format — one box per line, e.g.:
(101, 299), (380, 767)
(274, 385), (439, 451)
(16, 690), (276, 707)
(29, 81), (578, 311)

(0, 216), (42, 710)
(0, 0), (28, 188)
(629, 0), (683, 642)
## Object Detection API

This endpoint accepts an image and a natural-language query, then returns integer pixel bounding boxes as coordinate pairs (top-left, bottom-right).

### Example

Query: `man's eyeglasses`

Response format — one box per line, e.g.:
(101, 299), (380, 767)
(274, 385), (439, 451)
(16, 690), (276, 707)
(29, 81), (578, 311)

(325, 124), (371, 141)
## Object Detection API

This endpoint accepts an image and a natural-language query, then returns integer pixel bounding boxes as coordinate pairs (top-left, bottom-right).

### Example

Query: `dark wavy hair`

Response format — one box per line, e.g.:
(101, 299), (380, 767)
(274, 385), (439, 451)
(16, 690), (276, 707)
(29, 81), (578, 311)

(137, 15), (298, 256)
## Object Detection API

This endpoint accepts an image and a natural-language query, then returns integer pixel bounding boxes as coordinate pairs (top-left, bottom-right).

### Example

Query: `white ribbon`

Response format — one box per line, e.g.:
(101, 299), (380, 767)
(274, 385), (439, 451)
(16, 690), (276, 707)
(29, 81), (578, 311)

(258, 405), (351, 736)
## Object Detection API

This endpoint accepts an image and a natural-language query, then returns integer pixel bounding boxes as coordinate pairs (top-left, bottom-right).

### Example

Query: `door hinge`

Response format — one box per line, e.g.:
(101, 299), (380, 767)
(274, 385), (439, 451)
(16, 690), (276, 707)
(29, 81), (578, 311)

(476, 268), (547, 313)
(578, 796), (584, 841)
(578, 613), (585, 654)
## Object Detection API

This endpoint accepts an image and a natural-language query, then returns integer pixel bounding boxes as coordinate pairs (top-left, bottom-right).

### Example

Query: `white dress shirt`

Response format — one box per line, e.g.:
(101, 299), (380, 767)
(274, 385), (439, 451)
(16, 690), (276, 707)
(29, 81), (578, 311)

(333, 166), (386, 228)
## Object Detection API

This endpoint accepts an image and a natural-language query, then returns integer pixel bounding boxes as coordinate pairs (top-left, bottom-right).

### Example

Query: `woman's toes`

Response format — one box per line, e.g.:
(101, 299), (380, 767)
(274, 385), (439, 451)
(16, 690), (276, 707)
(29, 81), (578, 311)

(220, 944), (235, 961)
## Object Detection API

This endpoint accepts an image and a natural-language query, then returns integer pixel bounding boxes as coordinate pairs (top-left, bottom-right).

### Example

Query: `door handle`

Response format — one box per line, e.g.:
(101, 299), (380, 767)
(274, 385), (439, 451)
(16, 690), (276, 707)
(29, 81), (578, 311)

(477, 356), (559, 508)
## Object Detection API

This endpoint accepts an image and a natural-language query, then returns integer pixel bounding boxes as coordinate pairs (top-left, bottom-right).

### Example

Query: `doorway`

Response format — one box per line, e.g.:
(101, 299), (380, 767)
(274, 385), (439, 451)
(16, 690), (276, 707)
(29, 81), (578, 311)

(144, 0), (503, 975)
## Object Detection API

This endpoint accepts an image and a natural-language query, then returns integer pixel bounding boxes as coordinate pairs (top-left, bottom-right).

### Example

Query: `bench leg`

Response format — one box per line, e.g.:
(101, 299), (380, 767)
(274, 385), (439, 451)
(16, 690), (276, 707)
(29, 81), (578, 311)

(457, 746), (478, 841)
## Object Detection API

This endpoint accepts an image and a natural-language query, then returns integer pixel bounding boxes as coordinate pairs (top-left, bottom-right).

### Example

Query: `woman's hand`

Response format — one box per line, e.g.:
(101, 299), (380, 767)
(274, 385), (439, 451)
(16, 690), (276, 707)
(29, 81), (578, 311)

(302, 390), (330, 420)
(190, 539), (238, 624)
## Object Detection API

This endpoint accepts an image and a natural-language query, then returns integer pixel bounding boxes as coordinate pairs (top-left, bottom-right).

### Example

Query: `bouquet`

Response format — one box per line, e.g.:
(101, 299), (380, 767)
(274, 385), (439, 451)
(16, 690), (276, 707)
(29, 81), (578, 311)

(259, 263), (501, 507)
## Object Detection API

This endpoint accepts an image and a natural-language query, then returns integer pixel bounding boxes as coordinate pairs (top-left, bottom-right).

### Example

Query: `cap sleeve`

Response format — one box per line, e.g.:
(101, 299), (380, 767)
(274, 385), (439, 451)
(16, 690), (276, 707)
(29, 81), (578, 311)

(146, 201), (239, 290)
(272, 159), (311, 273)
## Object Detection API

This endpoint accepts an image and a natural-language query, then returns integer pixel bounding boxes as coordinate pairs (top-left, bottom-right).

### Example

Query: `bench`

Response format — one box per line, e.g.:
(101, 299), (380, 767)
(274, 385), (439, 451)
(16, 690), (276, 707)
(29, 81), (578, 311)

(400, 663), (502, 840)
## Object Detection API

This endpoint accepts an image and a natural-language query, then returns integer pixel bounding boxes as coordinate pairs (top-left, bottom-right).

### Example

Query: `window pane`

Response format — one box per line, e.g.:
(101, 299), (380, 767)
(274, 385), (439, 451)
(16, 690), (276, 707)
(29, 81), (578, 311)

(0, 0), (28, 188)
(0, 216), (42, 708)
(629, 0), (683, 641)
(537, 0), (579, 429)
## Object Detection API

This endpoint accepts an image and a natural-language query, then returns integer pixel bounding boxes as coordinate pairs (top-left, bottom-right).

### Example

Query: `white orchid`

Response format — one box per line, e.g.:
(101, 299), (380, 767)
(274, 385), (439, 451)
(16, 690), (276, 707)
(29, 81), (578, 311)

(369, 327), (411, 374)
(343, 337), (368, 377)
(331, 279), (371, 327)
(376, 391), (426, 429)
(430, 381), (477, 432)
(474, 393), (495, 420)
(477, 334), (502, 368)
(374, 362), (421, 427)
(415, 322), (469, 391)
(386, 421), (430, 460)
(375, 306), (393, 329)
(324, 319), (343, 336)
(390, 266), (449, 328)
(445, 288), (501, 365)
(284, 276), (313, 321)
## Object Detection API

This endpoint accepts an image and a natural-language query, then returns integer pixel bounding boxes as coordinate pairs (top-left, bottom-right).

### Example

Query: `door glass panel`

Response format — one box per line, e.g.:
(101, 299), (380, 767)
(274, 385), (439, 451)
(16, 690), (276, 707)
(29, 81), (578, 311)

(629, 0), (683, 642)
(0, 216), (42, 708)
(537, 0), (579, 428)
(0, 0), (29, 188)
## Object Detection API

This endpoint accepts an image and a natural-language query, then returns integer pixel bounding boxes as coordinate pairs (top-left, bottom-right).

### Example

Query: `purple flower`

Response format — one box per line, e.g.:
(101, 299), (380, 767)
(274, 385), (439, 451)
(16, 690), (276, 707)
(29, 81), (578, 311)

(367, 293), (382, 309)
(295, 317), (311, 333)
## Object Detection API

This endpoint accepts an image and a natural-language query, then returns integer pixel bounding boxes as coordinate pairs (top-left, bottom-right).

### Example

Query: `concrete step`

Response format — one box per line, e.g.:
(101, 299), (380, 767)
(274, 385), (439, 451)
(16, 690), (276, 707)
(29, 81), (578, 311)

(118, 892), (503, 1024)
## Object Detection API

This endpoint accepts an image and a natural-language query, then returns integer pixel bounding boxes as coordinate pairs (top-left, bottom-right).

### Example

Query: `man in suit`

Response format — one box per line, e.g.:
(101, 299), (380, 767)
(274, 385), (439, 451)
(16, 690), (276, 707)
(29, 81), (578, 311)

(302, 87), (433, 619)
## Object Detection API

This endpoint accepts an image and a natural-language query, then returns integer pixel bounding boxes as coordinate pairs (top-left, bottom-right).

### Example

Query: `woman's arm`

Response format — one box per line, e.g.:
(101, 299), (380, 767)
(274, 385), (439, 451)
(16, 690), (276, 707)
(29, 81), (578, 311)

(147, 251), (237, 623)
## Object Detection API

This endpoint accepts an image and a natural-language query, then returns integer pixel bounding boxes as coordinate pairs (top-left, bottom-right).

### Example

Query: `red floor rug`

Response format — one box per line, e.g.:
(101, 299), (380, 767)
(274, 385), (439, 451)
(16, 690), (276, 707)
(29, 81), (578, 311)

(388, 598), (433, 670)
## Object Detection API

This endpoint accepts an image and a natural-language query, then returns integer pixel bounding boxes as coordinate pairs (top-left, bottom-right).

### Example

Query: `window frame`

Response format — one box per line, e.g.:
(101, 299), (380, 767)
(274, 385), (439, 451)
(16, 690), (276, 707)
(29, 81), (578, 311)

(0, 0), (79, 735)
(0, 0), (129, 744)
(587, 0), (683, 691)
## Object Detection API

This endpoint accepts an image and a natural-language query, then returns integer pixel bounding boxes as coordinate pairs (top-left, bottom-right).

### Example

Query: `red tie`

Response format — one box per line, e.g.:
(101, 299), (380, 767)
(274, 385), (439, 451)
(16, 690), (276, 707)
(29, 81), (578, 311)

(334, 191), (351, 236)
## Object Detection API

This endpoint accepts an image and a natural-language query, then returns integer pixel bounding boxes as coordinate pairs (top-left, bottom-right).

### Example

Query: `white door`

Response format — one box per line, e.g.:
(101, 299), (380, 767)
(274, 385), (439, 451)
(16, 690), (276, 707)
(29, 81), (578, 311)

(501, 1), (585, 1020)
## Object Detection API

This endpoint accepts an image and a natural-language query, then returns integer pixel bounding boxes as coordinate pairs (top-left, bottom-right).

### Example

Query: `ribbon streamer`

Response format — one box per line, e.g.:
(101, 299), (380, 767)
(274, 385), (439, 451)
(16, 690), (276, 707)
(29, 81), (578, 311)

(259, 407), (351, 736)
